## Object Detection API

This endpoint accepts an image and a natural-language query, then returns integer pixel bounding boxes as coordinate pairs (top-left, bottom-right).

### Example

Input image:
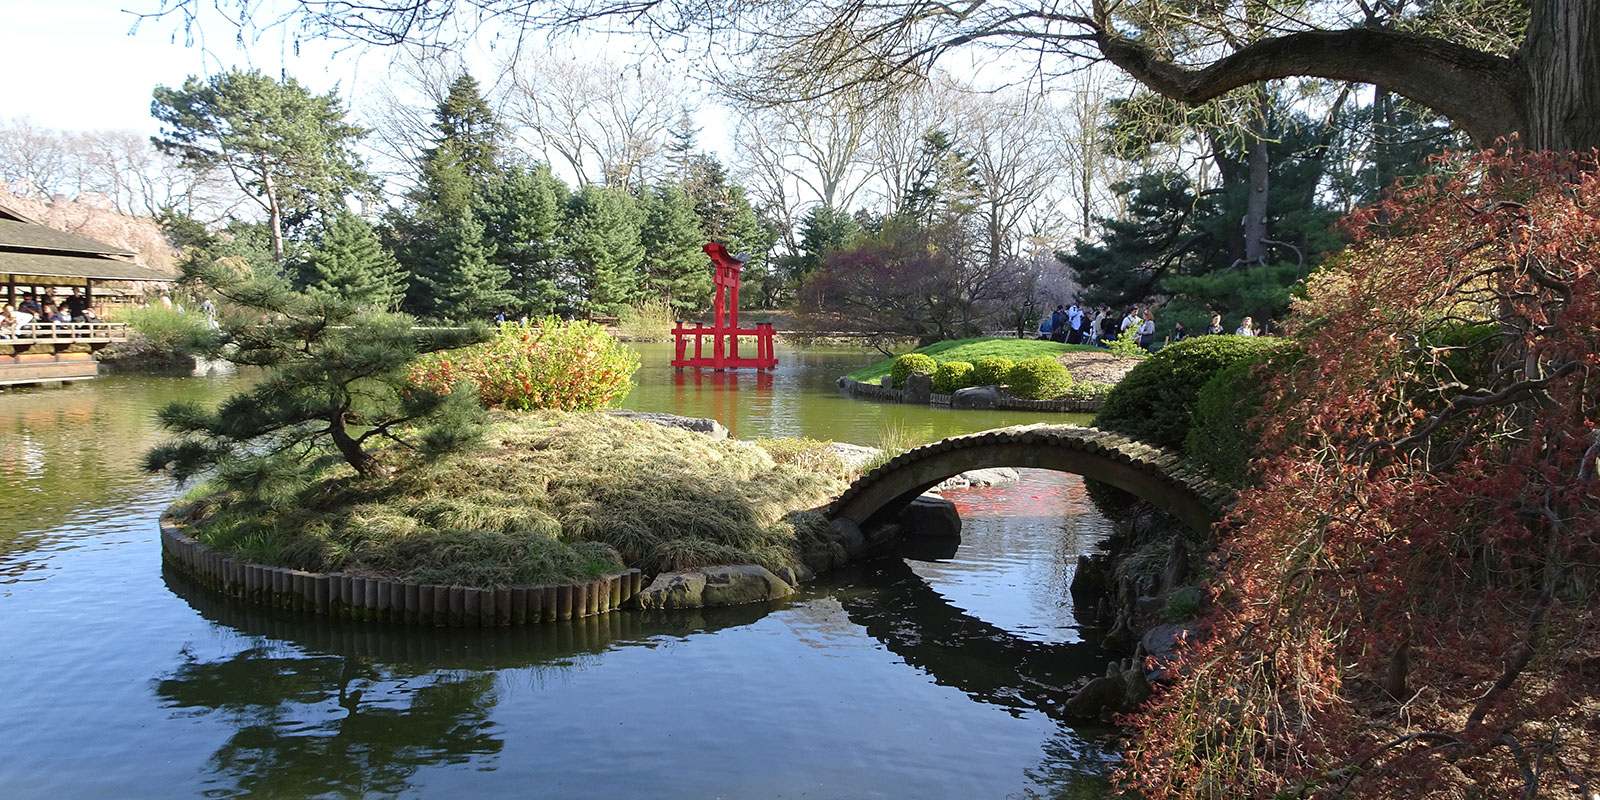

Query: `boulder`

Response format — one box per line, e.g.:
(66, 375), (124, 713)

(880, 375), (893, 388)
(634, 570), (708, 610)
(828, 517), (869, 558)
(604, 410), (728, 440)
(902, 371), (933, 403)
(700, 565), (794, 607)
(897, 493), (961, 538)
(829, 442), (882, 473)
(951, 385), (1002, 410)
(775, 563), (815, 587)
(934, 467), (1019, 492)
(1140, 622), (1200, 680)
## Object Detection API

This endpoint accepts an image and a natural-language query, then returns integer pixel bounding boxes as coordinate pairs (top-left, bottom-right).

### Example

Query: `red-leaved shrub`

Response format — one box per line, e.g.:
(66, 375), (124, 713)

(1120, 147), (1600, 799)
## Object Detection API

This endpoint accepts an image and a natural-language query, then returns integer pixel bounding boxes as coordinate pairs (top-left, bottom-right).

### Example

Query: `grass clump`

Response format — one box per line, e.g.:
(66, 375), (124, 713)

(1006, 356), (1073, 399)
(177, 412), (846, 587)
(930, 361), (976, 394)
(411, 318), (639, 411)
(753, 437), (855, 481)
(850, 336), (1100, 382)
(890, 352), (938, 387)
(617, 297), (676, 342)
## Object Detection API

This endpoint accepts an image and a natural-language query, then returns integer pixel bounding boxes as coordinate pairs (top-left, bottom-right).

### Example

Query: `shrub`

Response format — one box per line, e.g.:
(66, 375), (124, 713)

(1183, 352), (1280, 487)
(930, 360), (976, 394)
(1094, 335), (1283, 450)
(411, 318), (640, 411)
(971, 356), (1014, 386)
(1106, 326), (1148, 358)
(890, 352), (938, 387)
(617, 297), (675, 342)
(1005, 356), (1073, 399)
(120, 305), (215, 355)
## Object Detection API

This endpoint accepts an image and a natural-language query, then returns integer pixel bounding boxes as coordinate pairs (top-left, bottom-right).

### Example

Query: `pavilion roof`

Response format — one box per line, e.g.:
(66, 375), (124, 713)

(0, 202), (174, 284)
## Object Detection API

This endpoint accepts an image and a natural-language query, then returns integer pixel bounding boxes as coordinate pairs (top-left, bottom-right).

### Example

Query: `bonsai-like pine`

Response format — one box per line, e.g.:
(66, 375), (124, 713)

(144, 253), (490, 497)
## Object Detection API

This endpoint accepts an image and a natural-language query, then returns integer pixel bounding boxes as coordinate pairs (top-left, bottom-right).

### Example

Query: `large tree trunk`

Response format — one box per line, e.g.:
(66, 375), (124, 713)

(1520, 0), (1600, 151)
(1093, 0), (1600, 152)
(1243, 135), (1270, 265)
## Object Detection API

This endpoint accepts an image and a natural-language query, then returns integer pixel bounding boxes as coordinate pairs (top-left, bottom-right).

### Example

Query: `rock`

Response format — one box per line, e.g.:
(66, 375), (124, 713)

(829, 517), (868, 556)
(880, 375), (893, 388)
(829, 442), (882, 472)
(775, 564), (815, 587)
(951, 385), (1002, 409)
(1064, 657), (1150, 719)
(700, 565), (793, 607)
(1140, 623), (1199, 678)
(934, 467), (1019, 492)
(897, 493), (961, 538)
(801, 548), (842, 574)
(604, 410), (728, 440)
(634, 570), (708, 610)
(902, 371), (933, 403)
(1160, 536), (1189, 593)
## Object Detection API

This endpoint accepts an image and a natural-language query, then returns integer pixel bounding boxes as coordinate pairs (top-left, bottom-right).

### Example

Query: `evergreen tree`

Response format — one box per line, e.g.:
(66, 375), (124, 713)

(427, 75), (499, 184)
(144, 257), (488, 490)
(480, 164), (568, 316)
(664, 106), (700, 181)
(639, 183), (710, 310)
(901, 129), (981, 226)
(563, 185), (645, 315)
(423, 211), (514, 322)
(794, 204), (861, 284)
(152, 68), (373, 263)
(296, 212), (407, 312)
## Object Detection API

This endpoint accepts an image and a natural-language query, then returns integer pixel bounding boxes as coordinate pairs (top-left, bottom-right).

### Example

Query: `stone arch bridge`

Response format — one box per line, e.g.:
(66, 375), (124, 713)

(829, 424), (1233, 535)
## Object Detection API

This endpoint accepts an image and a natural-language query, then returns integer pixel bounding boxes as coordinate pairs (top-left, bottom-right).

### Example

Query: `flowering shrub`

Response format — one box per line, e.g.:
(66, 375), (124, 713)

(410, 318), (639, 411)
(1120, 148), (1600, 799)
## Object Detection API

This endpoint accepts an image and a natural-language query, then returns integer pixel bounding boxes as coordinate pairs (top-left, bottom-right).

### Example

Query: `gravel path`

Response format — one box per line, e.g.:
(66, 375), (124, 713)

(1056, 350), (1144, 384)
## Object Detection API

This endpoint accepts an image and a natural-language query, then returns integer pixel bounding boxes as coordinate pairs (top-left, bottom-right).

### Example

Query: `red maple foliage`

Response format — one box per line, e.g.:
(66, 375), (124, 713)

(1118, 148), (1600, 798)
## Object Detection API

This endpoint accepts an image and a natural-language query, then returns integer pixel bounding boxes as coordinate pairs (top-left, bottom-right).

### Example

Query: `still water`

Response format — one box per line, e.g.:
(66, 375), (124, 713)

(0, 343), (1118, 799)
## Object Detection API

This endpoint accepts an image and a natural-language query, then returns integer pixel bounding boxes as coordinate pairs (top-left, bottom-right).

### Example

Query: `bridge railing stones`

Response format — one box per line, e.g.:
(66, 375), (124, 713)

(160, 515), (644, 626)
(829, 424), (1233, 535)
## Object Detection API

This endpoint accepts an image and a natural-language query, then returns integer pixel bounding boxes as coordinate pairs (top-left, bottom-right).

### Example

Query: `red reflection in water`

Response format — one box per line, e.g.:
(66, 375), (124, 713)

(944, 470), (1096, 518)
(668, 368), (775, 438)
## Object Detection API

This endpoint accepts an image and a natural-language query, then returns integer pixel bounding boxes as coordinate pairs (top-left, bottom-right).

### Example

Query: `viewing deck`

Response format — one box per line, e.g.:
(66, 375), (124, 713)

(0, 322), (129, 386)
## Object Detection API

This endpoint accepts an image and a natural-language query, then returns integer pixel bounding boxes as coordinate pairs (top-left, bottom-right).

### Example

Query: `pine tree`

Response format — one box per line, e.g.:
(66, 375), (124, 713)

(794, 204), (860, 283)
(639, 183), (710, 310)
(563, 185), (645, 316)
(144, 257), (488, 489)
(428, 75), (499, 184)
(664, 106), (700, 181)
(296, 212), (406, 312)
(480, 164), (568, 316)
(424, 211), (514, 322)
(901, 129), (981, 227)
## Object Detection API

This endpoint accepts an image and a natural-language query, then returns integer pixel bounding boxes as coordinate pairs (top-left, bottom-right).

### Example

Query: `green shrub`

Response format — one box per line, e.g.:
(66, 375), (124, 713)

(410, 318), (639, 411)
(1094, 335), (1284, 450)
(1184, 354), (1274, 487)
(1064, 381), (1117, 401)
(971, 356), (1014, 386)
(1107, 326), (1148, 358)
(931, 361), (976, 394)
(890, 352), (938, 387)
(1006, 356), (1073, 399)
(120, 305), (215, 355)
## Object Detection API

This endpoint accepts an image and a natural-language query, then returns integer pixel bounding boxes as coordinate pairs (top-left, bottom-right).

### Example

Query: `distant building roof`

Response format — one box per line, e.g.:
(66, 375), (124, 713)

(0, 202), (174, 284)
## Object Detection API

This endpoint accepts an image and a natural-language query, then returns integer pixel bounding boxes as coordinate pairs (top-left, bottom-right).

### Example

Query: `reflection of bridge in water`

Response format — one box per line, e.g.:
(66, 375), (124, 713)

(832, 424), (1232, 535)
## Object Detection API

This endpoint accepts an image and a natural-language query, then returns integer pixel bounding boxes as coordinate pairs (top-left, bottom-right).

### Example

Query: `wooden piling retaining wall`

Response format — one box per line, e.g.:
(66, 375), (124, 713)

(160, 517), (644, 626)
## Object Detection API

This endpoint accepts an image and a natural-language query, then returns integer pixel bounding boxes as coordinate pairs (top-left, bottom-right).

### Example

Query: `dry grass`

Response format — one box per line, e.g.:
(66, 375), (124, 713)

(182, 412), (846, 587)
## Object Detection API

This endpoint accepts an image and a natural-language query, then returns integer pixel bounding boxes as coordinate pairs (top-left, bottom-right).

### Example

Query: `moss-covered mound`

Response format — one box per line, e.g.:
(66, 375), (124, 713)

(1094, 335), (1287, 450)
(848, 337), (1100, 383)
(175, 412), (847, 588)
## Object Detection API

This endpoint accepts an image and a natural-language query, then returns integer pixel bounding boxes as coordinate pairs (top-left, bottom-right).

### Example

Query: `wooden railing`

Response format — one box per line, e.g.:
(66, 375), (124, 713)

(1, 321), (129, 344)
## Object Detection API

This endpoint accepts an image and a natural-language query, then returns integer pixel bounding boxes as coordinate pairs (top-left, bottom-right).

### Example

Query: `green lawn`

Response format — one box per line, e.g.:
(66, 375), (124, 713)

(846, 337), (1103, 382)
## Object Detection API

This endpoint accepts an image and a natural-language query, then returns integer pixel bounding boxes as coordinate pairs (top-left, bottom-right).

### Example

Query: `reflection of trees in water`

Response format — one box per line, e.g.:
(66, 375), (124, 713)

(1018, 727), (1118, 799)
(155, 645), (502, 797)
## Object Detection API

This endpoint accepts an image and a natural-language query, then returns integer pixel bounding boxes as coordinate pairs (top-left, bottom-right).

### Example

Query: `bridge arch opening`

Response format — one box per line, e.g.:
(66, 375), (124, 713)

(830, 426), (1227, 536)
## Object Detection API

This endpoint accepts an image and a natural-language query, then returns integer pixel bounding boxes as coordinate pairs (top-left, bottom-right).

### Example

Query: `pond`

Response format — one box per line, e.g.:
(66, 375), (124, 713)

(0, 343), (1120, 799)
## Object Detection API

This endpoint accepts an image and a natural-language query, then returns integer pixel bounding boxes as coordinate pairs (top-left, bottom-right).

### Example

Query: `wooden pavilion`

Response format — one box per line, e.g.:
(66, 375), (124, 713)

(0, 202), (174, 385)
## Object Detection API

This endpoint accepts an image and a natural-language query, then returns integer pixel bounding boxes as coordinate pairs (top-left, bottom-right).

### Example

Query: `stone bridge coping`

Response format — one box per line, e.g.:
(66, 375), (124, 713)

(828, 424), (1233, 534)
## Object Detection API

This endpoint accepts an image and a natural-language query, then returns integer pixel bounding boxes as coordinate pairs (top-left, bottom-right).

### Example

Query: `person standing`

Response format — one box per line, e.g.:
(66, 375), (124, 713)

(1065, 303), (1083, 344)
(1137, 310), (1157, 351)
(1205, 313), (1225, 336)
(1236, 316), (1257, 336)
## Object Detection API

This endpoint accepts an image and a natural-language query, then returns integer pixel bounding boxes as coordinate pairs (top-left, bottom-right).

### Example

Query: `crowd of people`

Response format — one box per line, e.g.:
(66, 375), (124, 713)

(1037, 303), (1274, 351)
(0, 289), (103, 339)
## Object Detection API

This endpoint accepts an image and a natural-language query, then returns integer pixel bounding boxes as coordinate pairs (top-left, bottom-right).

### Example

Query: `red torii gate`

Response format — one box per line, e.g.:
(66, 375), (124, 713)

(671, 243), (778, 370)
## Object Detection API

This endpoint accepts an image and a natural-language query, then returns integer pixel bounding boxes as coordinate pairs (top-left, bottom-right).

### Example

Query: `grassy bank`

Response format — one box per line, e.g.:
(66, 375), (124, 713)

(172, 412), (849, 588)
(846, 337), (1102, 382)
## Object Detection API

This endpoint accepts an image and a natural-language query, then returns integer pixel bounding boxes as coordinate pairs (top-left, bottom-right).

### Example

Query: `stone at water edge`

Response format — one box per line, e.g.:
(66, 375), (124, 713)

(934, 467), (1020, 492)
(951, 385), (1002, 409)
(902, 372), (933, 403)
(634, 571), (708, 610)
(897, 493), (962, 538)
(603, 410), (729, 440)
(699, 565), (794, 607)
